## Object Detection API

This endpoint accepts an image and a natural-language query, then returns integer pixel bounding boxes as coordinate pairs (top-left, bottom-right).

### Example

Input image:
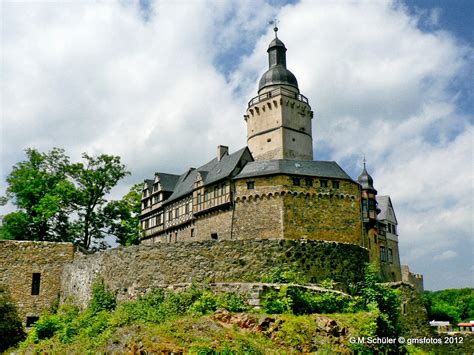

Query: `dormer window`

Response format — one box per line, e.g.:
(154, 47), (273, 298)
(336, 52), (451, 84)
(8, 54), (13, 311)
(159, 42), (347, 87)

(247, 181), (255, 190)
(292, 177), (301, 186)
(332, 181), (339, 189)
(320, 180), (328, 187)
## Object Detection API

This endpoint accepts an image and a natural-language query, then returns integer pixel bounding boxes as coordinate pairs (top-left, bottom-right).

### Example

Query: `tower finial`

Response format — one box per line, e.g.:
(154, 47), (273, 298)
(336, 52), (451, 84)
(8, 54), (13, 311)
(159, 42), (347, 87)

(269, 18), (279, 38)
(363, 154), (366, 168)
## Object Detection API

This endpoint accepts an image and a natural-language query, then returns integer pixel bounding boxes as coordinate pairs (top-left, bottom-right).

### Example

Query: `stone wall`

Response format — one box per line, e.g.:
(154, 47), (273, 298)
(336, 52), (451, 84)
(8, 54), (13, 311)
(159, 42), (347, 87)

(0, 240), (74, 325)
(283, 179), (361, 244)
(60, 239), (369, 309)
(386, 282), (431, 338)
(401, 265), (424, 292)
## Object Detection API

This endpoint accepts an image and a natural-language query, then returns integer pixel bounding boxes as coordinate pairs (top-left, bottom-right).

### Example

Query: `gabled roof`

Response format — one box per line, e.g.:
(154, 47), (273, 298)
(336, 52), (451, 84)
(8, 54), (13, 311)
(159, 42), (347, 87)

(376, 195), (398, 224)
(155, 173), (180, 192)
(234, 159), (353, 181)
(143, 179), (154, 192)
(164, 147), (252, 204)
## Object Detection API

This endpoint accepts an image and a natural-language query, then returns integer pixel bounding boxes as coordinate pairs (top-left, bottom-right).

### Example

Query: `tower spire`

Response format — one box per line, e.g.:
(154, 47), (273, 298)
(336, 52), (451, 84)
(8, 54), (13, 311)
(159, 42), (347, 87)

(270, 18), (279, 38)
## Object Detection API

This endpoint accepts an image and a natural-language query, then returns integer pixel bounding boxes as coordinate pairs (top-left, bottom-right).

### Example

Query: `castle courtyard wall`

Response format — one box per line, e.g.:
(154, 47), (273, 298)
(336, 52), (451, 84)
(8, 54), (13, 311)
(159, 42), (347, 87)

(60, 239), (369, 309)
(0, 240), (74, 325)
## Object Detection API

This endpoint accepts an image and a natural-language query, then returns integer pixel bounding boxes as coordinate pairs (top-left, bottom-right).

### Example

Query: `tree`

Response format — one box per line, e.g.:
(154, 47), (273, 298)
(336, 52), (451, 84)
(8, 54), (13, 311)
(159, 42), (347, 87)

(2, 148), (75, 241)
(103, 183), (142, 246)
(68, 153), (129, 249)
(1, 148), (131, 250)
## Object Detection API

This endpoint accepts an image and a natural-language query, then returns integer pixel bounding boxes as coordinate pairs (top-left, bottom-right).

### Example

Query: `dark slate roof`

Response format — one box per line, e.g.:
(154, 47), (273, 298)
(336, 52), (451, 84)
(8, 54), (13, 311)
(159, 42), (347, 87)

(155, 173), (180, 191)
(357, 165), (376, 191)
(234, 159), (353, 180)
(164, 147), (252, 204)
(259, 65), (298, 92)
(144, 179), (154, 191)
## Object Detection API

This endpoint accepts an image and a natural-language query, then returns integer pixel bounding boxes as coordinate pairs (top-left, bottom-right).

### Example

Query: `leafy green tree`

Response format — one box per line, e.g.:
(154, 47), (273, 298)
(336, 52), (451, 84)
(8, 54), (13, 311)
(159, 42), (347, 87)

(1, 148), (130, 250)
(423, 288), (474, 323)
(103, 183), (142, 246)
(0, 286), (26, 352)
(1, 148), (75, 241)
(68, 153), (129, 249)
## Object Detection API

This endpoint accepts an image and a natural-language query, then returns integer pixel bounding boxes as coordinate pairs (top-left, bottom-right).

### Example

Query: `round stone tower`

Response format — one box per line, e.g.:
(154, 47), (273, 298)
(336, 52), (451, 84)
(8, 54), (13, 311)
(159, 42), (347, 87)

(244, 28), (314, 161)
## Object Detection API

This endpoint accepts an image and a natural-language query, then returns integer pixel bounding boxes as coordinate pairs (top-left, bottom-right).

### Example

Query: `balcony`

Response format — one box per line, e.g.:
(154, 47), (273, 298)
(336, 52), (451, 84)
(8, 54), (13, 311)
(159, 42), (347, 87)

(248, 87), (308, 108)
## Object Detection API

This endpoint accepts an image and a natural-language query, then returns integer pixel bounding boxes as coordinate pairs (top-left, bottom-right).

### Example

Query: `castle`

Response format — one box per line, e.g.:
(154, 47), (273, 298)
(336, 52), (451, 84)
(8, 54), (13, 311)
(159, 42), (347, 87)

(139, 28), (416, 284)
(0, 28), (423, 328)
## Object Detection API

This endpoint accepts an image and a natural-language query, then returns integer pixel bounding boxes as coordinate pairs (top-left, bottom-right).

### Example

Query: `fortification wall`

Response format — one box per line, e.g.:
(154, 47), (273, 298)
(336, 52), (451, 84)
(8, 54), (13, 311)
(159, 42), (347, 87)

(0, 240), (74, 325)
(60, 239), (369, 308)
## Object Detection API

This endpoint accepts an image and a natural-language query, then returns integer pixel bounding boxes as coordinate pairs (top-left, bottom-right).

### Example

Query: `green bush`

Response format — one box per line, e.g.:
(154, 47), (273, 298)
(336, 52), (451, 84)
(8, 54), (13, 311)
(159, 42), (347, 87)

(216, 292), (249, 312)
(34, 315), (61, 340)
(261, 286), (349, 315)
(0, 286), (26, 352)
(261, 265), (307, 284)
(88, 278), (116, 314)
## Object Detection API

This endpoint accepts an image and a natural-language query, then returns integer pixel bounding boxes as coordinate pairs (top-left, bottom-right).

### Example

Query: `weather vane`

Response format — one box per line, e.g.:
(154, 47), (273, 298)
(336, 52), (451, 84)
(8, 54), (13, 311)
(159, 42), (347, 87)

(269, 18), (279, 38)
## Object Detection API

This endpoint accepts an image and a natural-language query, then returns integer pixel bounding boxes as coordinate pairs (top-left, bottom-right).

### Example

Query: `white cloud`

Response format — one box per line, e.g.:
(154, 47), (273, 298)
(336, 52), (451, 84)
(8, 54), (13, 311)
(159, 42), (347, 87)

(1, 0), (472, 289)
(434, 250), (457, 261)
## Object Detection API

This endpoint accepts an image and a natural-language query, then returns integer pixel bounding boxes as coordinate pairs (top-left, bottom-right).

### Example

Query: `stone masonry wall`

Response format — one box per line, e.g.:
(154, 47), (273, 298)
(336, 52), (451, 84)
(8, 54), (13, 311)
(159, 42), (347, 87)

(283, 180), (361, 244)
(61, 239), (369, 309)
(0, 240), (74, 325)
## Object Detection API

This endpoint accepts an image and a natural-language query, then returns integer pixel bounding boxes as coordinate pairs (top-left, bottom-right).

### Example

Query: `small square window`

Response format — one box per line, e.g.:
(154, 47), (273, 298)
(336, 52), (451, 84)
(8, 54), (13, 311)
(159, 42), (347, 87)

(332, 181), (339, 189)
(305, 178), (313, 187)
(26, 316), (39, 327)
(292, 177), (301, 186)
(211, 233), (218, 240)
(320, 180), (328, 187)
(247, 181), (255, 190)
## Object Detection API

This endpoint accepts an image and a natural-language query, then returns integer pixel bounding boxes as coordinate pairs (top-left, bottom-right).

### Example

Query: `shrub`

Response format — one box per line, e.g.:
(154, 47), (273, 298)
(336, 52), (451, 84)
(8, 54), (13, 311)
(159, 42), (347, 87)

(88, 278), (116, 314)
(0, 287), (26, 352)
(261, 265), (307, 284)
(216, 292), (249, 312)
(34, 315), (61, 340)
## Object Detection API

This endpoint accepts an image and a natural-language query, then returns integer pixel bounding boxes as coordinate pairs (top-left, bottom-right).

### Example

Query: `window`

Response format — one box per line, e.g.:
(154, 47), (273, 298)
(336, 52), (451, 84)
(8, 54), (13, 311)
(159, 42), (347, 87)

(31, 273), (41, 295)
(388, 248), (393, 263)
(362, 200), (368, 213)
(157, 214), (163, 224)
(168, 210), (173, 221)
(153, 195), (159, 204)
(320, 180), (328, 187)
(292, 177), (301, 186)
(26, 316), (39, 327)
(153, 183), (158, 192)
(197, 193), (202, 204)
(211, 233), (218, 240)
(332, 181), (339, 189)
(247, 181), (255, 190)
(143, 199), (148, 208)
(145, 219), (149, 229)
(185, 203), (189, 214)
(392, 225), (397, 235)
(305, 178), (313, 187)
(175, 208), (179, 218)
(380, 246), (386, 262)
(220, 184), (225, 195)
(191, 228), (195, 238)
(214, 186), (219, 197)
(368, 199), (375, 210)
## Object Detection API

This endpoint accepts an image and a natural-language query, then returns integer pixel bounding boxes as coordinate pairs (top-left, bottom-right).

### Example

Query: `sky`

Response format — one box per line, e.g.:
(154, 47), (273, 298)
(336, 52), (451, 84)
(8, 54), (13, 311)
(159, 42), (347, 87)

(1, 0), (472, 290)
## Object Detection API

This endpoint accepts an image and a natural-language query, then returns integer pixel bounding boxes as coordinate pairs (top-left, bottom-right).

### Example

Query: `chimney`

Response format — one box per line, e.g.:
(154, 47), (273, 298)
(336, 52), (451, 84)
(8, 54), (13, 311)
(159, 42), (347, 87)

(217, 145), (229, 161)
